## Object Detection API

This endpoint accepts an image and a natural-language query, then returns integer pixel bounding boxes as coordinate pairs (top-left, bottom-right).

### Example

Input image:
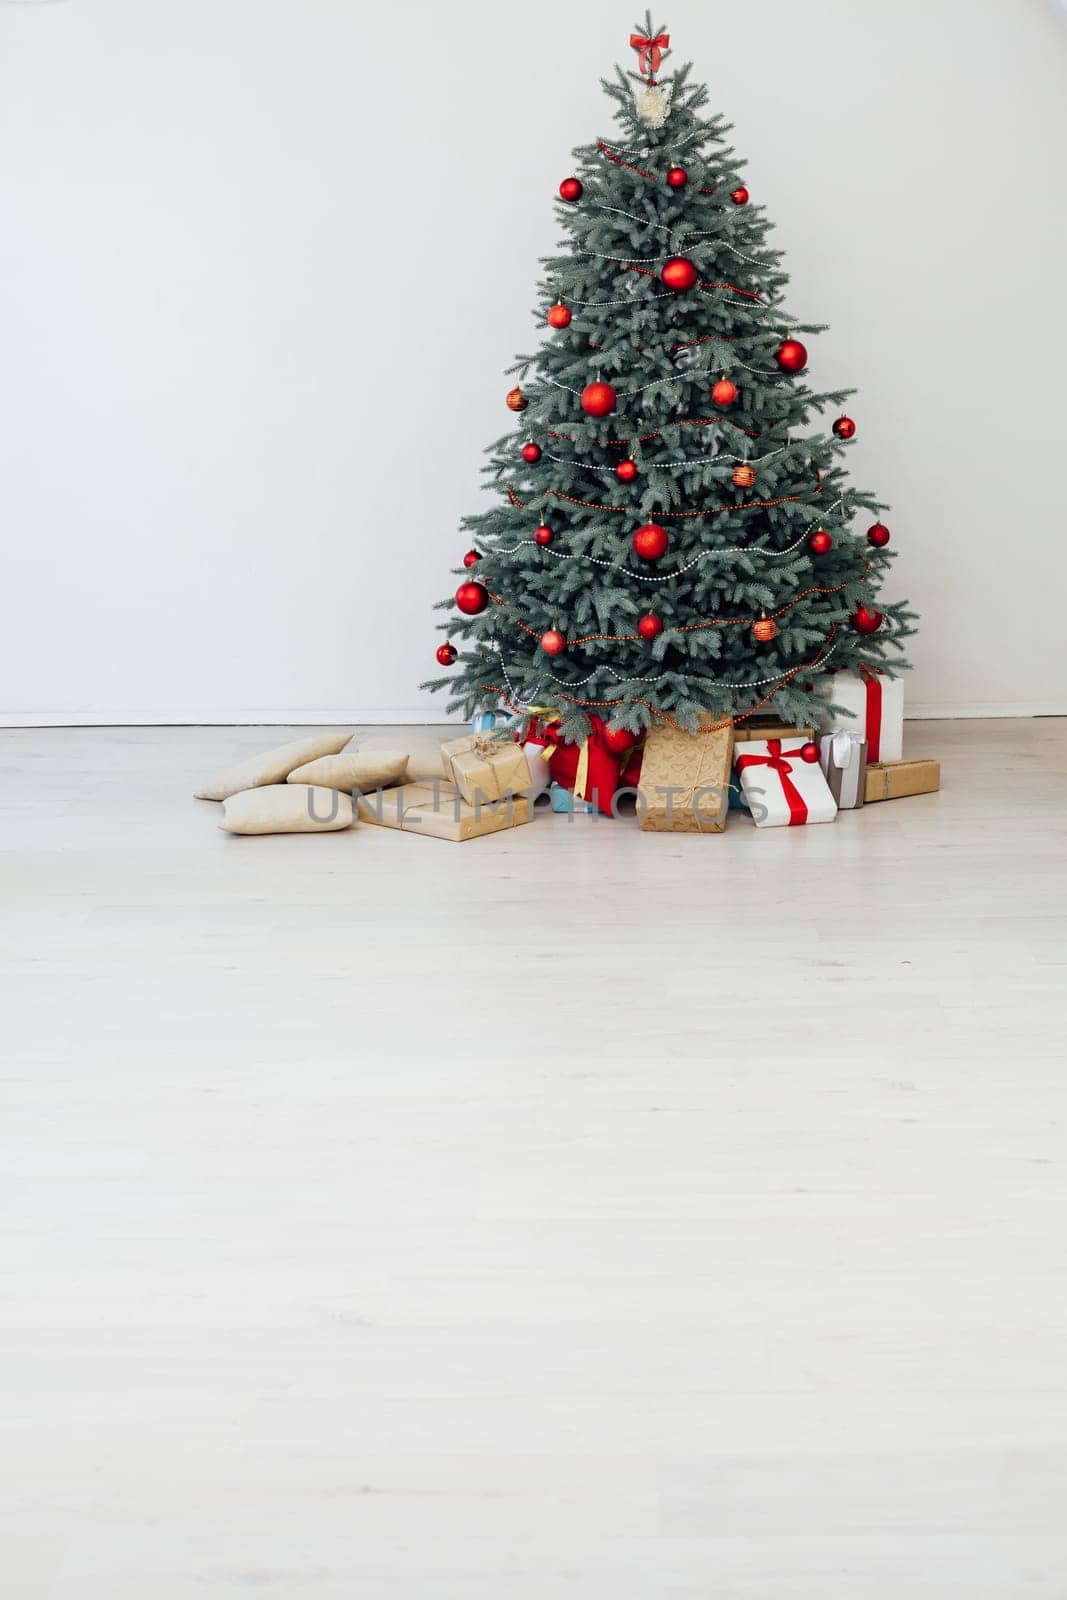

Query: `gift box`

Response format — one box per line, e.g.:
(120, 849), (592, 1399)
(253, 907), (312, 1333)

(733, 718), (815, 745)
(638, 717), (734, 833)
(548, 782), (595, 815)
(441, 732), (531, 808)
(470, 710), (499, 735)
(818, 730), (867, 810)
(543, 713), (644, 816)
(817, 668), (903, 764)
(357, 779), (530, 841)
(864, 758), (941, 804)
(735, 737), (837, 828)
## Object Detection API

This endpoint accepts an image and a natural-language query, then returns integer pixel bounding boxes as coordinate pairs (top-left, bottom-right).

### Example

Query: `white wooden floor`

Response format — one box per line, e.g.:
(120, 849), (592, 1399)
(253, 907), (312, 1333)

(1, 718), (1065, 1599)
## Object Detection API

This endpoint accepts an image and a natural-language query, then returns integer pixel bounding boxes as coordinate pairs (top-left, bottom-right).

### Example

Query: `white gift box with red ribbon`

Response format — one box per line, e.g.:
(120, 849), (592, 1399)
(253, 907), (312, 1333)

(816, 668), (904, 764)
(734, 737), (838, 829)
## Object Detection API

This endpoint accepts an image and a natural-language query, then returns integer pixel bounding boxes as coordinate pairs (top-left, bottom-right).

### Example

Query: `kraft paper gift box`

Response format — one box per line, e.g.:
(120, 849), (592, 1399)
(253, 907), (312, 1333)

(440, 733), (531, 808)
(818, 730), (867, 810)
(638, 718), (734, 834)
(816, 668), (903, 764)
(864, 758), (941, 804)
(735, 737), (838, 828)
(357, 780), (530, 842)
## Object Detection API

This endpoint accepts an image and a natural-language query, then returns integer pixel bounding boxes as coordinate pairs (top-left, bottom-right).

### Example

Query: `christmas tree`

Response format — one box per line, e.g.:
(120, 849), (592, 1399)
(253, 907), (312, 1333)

(425, 17), (915, 745)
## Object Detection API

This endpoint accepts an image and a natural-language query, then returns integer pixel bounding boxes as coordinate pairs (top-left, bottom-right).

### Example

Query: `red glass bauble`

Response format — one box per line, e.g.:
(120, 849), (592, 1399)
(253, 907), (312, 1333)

(661, 256), (699, 292)
(521, 442), (542, 463)
(833, 415), (857, 440)
(752, 615), (777, 643)
(462, 549), (481, 568)
(809, 530), (833, 556)
(775, 338), (808, 374)
(616, 458), (638, 482)
(667, 164), (688, 189)
(602, 724), (637, 754)
(853, 604), (883, 635)
(558, 177), (583, 202)
(732, 463), (757, 488)
(540, 628), (566, 656)
(547, 301), (572, 329)
(533, 522), (553, 546)
(711, 377), (738, 407)
(581, 380), (617, 418)
(867, 522), (891, 548)
(633, 522), (669, 561)
(730, 185), (750, 206)
(435, 642), (457, 667)
(800, 742), (820, 764)
(506, 385), (528, 411)
(455, 581), (488, 615)
(637, 613), (664, 640)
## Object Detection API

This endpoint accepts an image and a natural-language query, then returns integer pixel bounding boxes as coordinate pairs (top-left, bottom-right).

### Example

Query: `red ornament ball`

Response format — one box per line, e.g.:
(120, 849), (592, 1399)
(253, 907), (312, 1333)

(732, 463), (757, 489)
(547, 301), (572, 329)
(775, 338), (808, 374)
(533, 522), (553, 546)
(540, 628), (566, 656)
(581, 380), (617, 418)
(462, 548), (481, 568)
(455, 580), (488, 615)
(661, 255), (699, 293)
(833, 415), (857, 440)
(637, 613), (664, 640)
(435, 642), (457, 667)
(558, 176), (583, 203)
(666, 164), (688, 189)
(615, 457), (638, 483)
(711, 377), (739, 407)
(633, 521), (669, 561)
(603, 723), (637, 754)
(506, 386), (528, 412)
(752, 615), (778, 643)
(867, 522), (891, 548)
(521, 441), (542, 463)
(853, 604), (883, 635)
(809, 529), (833, 556)
(800, 742), (820, 764)
(730, 185), (750, 206)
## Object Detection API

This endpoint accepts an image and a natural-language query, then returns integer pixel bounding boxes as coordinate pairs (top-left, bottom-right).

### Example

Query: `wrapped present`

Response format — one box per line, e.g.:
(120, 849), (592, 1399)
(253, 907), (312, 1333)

(819, 730), (867, 810)
(638, 717), (734, 834)
(513, 713), (554, 798)
(735, 737), (837, 828)
(548, 782), (595, 815)
(864, 758), (941, 804)
(357, 779), (530, 842)
(470, 710), (499, 735)
(817, 668), (903, 764)
(541, 713), (644, 816)
(441, 732), (531, 808)
(733, 718), (815, 745)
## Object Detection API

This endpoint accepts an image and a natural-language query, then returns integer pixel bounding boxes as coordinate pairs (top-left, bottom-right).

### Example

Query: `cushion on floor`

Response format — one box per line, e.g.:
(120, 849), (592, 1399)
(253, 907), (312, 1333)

(195, 732), (352, 801)
(287, 750), (409, 792)
(219, 784), (354, 835)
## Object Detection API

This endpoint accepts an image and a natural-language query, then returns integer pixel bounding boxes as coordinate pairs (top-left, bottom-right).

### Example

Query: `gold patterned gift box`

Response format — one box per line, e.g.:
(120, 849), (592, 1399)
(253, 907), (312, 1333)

(440, 733), (531, 808)
(637, 717), (735, 834)
(358, 780), (530, 842)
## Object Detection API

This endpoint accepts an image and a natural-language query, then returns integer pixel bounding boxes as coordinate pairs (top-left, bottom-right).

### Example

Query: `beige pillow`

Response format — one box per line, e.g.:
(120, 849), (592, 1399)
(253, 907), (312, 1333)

(195, 732), (351, 801)
(287, 750), (408, 792)
(356, 733), (447, 782)
(219, 785), (354, 835)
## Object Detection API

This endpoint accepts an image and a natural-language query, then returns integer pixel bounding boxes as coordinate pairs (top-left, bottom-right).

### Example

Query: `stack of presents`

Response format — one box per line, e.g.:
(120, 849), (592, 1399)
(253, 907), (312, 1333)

(360, 667), (939, 841)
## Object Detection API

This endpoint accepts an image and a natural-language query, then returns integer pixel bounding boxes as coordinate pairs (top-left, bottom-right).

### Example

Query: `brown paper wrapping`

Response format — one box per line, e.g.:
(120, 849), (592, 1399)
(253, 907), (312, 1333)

(732, 719), (815, 745)
(357, 780), (530, 841)
(863, 759), (941, 804)
(440, 734), (530, 807)
(638, 718), (735, 833)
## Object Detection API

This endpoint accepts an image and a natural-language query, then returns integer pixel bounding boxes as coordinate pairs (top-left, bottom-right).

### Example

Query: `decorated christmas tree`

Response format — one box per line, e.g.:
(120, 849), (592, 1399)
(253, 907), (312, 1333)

(424, 17), (915, 748)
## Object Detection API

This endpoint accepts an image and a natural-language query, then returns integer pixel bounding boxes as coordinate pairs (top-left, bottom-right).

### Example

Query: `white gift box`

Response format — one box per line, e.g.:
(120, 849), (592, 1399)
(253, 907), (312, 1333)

(819, 730), (867, 810)
(816, 669), (903, 764)
(734, 737), (838, 829)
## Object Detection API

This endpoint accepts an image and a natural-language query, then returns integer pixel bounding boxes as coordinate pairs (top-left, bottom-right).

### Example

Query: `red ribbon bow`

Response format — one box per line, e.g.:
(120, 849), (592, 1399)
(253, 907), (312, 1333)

(630, 30), (670, 77)
(735, 738), (810, 826)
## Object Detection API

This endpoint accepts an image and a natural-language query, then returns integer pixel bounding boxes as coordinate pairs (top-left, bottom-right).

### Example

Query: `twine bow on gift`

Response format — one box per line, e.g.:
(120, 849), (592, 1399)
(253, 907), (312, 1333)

(735, 738), (810, 826)
(630, 29), (670, 77)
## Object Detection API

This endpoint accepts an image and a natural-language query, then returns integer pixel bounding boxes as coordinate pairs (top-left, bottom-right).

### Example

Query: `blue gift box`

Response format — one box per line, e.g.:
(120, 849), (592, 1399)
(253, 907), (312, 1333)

(548, 783), (595, 815)
(471, 710), (499, 735)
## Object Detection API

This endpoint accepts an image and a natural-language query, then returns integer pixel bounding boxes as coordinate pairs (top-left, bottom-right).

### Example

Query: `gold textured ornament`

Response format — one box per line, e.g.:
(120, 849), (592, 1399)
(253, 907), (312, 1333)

(732, 462), (757, 488)
(506, 385), (528, 412)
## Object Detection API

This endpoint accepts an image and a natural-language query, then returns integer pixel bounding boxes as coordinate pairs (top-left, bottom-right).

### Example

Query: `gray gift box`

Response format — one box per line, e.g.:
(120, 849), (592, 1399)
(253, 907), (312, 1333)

(818, 731), (867, 809)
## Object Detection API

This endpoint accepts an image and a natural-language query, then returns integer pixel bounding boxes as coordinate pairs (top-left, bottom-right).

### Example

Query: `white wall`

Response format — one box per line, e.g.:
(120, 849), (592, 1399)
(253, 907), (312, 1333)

(1, 0), (1065, 724)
